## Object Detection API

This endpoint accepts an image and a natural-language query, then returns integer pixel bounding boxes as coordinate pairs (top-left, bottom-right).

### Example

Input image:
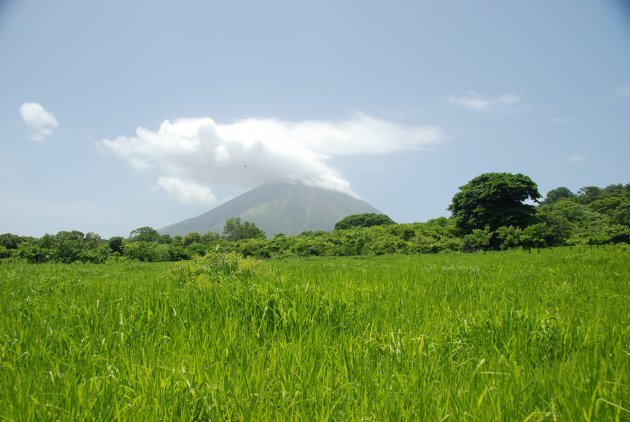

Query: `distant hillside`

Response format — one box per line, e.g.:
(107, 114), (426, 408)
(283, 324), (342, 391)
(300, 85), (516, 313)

(159, 182), (383, 237)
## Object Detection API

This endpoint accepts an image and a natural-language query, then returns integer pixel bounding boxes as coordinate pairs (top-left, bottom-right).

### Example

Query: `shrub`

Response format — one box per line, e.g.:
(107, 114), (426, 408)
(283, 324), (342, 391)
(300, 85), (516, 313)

(171, 252), (269, 285)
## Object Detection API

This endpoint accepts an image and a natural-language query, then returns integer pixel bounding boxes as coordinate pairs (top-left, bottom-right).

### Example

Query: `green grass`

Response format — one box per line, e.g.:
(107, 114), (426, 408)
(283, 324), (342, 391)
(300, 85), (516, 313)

(0, 247), (628, 420)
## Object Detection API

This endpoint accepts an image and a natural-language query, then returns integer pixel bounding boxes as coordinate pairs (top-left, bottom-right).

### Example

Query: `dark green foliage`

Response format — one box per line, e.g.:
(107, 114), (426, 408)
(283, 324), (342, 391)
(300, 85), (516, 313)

(495, 226), (522, 250)
(158, 234), (172, 244)
(449, 173), (541, 234)
(167, 245), (192, 261)
(201, 232), (222, 243)
(334, 213), (395, 230)
(605, 224), (630, 243)
(16, 231), (109, 263)
(519, 223), (552, 250)
(223, 217), (266, 241)
(577, 186), (602, 203)
(462, 226), (492, 252)
(542, 187), (575, 205)
(0, 233), (26, 250)
(536, 183), (630, 246)
(4, 180), (628, 263)
(238, 238), (271, 259)
(0, 233), (30, 259)
(129, 226), (161, 243)
(123, 240), (171, 262)
(16, 241), (49, 263)
(184, 242), (210, 257)
(183, 232), (202, 246)
(108, 236), (124, 254)
(586, 186), (630, 226)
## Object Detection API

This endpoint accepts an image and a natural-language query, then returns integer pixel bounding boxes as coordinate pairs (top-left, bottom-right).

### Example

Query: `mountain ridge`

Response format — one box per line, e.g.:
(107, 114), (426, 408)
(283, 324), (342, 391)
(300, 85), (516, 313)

(159, 182), (383, 237)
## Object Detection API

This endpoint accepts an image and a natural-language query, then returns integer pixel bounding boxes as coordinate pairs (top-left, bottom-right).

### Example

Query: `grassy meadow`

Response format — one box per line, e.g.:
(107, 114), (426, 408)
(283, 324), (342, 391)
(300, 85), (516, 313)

(0, 247), (628, 420)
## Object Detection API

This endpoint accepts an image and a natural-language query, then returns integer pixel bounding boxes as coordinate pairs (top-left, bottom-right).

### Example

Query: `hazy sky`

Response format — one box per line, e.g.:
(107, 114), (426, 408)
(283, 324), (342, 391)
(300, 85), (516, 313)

(1, 0), (629, 238)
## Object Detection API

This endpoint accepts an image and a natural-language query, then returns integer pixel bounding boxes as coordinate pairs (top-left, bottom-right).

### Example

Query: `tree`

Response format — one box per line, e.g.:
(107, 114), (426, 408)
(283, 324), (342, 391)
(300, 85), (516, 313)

(577, 186), (602, 204)
(495, 226), (522, 250)
(17, 241), (48, 263)
(462, 226), (492, 252)
(85, 232), (103, 249)
(129, 226), (161, 243)
(520, 223), (552, 250)
(0, 233), (26, 250)
(334, 213), (395, 230)
(223, 217), (265, 241)
(0, 233), (28, 258)
(542, 187), (575, 205)
(183, 232), (202, 246)
(200, 231), (222, 244)
(587, 192), (630, 226)
(108, 237), (124, 254)
(536, 200), (574, 245)
(448, 172), (541, 234)
(52, 231), (87, 263)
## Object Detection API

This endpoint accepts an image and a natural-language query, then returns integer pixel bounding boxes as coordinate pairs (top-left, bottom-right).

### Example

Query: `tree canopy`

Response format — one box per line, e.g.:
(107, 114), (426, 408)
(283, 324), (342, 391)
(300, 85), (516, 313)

(448, 172), (541, 233)
(334, 213), (395, 230)
(223, 217), (266, 241)
(542, 187), (575, 205)
(129, 226), (161, 243)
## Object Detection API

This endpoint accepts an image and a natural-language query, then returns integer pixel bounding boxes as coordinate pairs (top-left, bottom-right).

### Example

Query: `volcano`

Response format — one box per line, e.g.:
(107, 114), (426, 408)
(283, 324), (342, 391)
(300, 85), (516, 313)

(159, 182), (383, 237)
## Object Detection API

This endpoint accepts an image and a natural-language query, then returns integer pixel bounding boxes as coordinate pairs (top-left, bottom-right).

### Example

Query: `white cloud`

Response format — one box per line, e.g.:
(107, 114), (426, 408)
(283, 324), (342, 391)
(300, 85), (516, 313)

(157, 176), (217, 206)
(448, 92), (521, 112)
(19, 102), (59, 141)
(566, 154), (586, 162)
(218, 114), (442, 155)
(101, 114), (443, 205)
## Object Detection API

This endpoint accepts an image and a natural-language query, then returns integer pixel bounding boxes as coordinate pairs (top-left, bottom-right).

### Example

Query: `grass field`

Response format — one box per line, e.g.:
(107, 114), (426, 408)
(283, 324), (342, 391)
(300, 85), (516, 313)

(0, 247), (628, 420)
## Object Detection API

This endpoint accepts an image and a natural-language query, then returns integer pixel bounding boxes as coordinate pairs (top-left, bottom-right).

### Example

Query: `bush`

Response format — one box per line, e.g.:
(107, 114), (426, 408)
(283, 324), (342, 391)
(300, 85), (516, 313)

(520, 223), (552, 250)
(171, 252), (269, 285)
(495, 226), (521, 250)
(462, 226), (492, 252)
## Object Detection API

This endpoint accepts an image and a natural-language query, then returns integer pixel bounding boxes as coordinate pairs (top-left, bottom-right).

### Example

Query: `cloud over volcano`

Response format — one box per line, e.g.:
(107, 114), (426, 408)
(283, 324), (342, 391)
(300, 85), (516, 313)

(101, 114), (443, 205)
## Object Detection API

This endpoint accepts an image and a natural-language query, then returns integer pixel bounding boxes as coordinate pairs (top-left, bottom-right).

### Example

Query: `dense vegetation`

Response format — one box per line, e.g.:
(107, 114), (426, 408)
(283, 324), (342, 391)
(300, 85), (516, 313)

(449, 172), (541, 233)
(1, 247), (627, 419)
(2, 178), (628, 263)
(334, 213), (396, 230)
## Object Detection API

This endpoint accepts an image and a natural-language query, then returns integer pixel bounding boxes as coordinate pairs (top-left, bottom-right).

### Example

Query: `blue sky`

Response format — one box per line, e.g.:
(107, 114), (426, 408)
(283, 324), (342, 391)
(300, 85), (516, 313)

(1, 0), (629, 238)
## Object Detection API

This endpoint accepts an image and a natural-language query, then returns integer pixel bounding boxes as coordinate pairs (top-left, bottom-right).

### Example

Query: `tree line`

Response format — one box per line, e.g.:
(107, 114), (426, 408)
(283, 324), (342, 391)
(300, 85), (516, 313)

(1, 174), (628, 263)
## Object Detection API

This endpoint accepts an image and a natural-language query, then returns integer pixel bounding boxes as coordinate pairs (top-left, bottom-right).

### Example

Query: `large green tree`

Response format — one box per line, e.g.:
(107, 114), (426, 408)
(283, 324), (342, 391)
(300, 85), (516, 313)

(448, 172), (541, 233)
(334, 213), (395, 230)
(223, 217), (266, 241)
(541, 187), (575, 205)
(129, 226), (161, 243)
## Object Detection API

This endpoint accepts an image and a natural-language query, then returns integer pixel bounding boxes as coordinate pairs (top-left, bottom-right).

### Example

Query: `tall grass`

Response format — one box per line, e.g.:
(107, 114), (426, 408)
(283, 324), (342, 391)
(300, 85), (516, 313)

(0, 247), (628, 420)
